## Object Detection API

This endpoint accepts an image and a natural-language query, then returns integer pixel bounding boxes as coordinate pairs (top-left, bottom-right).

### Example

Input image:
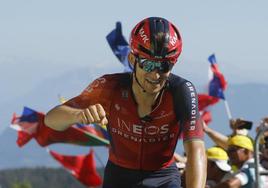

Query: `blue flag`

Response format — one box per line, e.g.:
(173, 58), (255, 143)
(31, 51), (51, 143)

(106, 22), (133, 72)
(208, 54), (227, 99)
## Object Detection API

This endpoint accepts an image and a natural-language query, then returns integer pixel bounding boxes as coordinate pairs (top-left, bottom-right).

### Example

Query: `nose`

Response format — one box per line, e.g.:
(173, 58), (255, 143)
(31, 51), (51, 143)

(150, 70), (161, 79)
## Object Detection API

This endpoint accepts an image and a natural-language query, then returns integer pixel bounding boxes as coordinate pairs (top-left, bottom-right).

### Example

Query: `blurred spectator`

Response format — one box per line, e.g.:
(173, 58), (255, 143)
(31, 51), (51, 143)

(205, 146), (232, 188)
(229, 118), (253, 136)
(173, 153), (187, 188)
(256, 117), (268, 170)
(203, 118), (253, 150)
(215, 135), (266, 188)
(260, 136), (268, 170)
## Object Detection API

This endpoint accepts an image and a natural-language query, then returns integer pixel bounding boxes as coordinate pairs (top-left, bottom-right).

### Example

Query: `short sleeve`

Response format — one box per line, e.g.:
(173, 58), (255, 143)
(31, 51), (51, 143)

(64, 75), (112, 114)
(234, 171), (248, 186)
(173, 81), (204, 142)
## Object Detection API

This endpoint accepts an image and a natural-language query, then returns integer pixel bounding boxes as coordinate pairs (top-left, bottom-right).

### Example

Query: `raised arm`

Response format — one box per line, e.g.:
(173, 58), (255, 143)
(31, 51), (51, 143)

(203, 122), (229, 150)
(45, 104), (108, 131)
(45, 76), (111, 131)
(45, 105), (85, 131)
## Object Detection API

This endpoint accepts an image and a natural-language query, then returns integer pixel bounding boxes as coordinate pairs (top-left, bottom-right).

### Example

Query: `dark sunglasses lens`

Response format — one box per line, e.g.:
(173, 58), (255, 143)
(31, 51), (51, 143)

(159, 62), (173, 73)
(228, 147), (237, 152)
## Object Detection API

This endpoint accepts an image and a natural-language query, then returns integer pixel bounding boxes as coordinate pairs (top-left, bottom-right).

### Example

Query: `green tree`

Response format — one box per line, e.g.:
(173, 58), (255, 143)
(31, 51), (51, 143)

(11, 181), (32, 188)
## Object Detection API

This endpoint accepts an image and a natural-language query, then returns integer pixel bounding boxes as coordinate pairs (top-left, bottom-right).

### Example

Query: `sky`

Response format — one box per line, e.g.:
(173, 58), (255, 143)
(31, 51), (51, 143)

(1, 1), (268, 94)
(0, 1), (268, 124)
(0, 0), (268, 168)
(0, 0), (267, 128)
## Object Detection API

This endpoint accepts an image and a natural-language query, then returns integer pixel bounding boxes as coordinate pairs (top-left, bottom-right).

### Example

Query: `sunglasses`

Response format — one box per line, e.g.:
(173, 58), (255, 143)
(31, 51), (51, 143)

(227, 146), (245, 153)
(137, 58), (173, 73)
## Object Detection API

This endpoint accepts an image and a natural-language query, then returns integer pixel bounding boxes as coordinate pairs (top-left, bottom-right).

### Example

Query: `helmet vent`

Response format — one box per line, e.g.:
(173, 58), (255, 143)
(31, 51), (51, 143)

(138, 45), (152, 57)
(167, 49), (177, 56)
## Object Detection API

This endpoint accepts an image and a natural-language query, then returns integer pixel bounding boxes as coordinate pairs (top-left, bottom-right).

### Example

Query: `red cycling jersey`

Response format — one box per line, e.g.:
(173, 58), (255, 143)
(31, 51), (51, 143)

(65, 73), (203, 171)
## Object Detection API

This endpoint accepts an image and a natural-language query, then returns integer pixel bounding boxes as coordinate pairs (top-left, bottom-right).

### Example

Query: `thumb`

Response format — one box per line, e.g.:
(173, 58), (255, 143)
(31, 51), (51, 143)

(101, 117), (108, 125)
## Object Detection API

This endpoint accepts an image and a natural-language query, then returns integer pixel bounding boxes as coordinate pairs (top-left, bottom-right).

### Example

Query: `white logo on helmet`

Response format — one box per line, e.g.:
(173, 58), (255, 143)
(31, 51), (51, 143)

(139, 27), (149, 44)
(170, 33), (178, 46)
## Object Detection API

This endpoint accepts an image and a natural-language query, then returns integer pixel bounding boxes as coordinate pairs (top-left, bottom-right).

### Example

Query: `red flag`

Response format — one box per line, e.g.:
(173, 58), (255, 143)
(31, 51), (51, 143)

(49, 149), (102, 187)
(198, 94), (219, 111)
(200, 111), (212, 124)
(208, 54), (227, 99)
(197, 54), (228, 124)
(11, 107), (109, 147)
(197, 94), (218, 125)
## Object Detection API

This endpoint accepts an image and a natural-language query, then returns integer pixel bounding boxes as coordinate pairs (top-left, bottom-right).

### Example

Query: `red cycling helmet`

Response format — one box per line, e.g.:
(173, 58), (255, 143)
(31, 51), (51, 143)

(130, 17), (182, 64)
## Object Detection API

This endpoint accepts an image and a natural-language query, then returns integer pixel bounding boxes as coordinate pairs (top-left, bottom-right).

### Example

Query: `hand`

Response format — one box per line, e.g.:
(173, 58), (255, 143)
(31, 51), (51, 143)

(229, 118), (236, 129)
(81, 104), (108, 125)
(202, 121), (209, 132)
(256, 117), (268, 133)
(262, 117), (268, 126)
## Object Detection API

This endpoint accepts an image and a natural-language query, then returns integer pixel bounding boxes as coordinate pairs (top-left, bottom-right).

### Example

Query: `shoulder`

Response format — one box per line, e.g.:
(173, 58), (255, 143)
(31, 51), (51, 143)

(168, 74), (187, 86)
(100, 73), (131, 87)
(167, 74), (197, 97)
(101, 72), (131, 81)
(168, 74), (196, 90)
(84, 72), (131, 92)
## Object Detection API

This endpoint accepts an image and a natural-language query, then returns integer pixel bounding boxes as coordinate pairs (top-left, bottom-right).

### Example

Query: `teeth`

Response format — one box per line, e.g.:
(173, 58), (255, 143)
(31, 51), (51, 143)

(146, 78), (160, 84)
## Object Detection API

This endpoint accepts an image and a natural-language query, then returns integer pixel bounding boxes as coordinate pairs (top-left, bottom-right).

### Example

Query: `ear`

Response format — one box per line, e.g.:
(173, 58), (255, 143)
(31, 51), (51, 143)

(128, 52), (136, 66)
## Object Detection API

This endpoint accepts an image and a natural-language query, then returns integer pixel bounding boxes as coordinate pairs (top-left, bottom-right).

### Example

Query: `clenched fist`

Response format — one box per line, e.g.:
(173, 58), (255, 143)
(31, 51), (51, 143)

(81, 104), (108, 125)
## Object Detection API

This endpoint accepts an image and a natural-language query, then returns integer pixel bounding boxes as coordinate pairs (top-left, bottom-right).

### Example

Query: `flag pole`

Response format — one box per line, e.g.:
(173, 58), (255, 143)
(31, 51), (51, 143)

(223, 99), (232, 120)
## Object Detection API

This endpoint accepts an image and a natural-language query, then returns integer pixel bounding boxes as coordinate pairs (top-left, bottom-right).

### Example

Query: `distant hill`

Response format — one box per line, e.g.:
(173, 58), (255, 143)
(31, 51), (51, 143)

(0, 67), (267, 170)
(0, 66), (120, 133)
(208, 83), (268, 137)
(0, 167), (104, 188)
(0, 126), (108, 170)
(0, 67), (111, 170)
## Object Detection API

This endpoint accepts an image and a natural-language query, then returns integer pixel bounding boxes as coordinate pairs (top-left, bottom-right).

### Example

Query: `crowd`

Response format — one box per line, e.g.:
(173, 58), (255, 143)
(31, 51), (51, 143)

(174, 117), (268, 188)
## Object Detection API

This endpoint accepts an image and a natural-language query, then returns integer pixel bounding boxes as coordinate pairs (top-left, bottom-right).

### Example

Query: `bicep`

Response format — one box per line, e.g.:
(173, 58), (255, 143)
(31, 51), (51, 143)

(64, 94), (92, 109)
(64, 77), (110, 109)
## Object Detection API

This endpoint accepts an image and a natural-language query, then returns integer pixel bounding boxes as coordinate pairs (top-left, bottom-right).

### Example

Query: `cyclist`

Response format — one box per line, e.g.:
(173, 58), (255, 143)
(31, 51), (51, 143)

(45, 17), (206, 188)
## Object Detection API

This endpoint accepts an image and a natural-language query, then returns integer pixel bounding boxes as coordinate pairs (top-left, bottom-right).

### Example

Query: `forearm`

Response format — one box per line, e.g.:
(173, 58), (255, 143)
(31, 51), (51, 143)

(44, 105), (86, 131)
(184, 140), (207, 188)
(213, 178), (241, 188)
(205, 127), (229, 150)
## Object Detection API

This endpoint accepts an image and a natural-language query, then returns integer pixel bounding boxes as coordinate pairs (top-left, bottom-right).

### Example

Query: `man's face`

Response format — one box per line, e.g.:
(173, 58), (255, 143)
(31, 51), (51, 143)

(227, 145), (248, 165)
(262, 148), (268, 160)
(261, 136), (268, 160)
(135, 57), (172, 94)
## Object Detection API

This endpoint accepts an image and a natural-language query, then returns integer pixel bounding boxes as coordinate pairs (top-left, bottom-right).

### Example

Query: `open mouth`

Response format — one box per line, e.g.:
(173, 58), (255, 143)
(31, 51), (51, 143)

(146, 78), (161, 85)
